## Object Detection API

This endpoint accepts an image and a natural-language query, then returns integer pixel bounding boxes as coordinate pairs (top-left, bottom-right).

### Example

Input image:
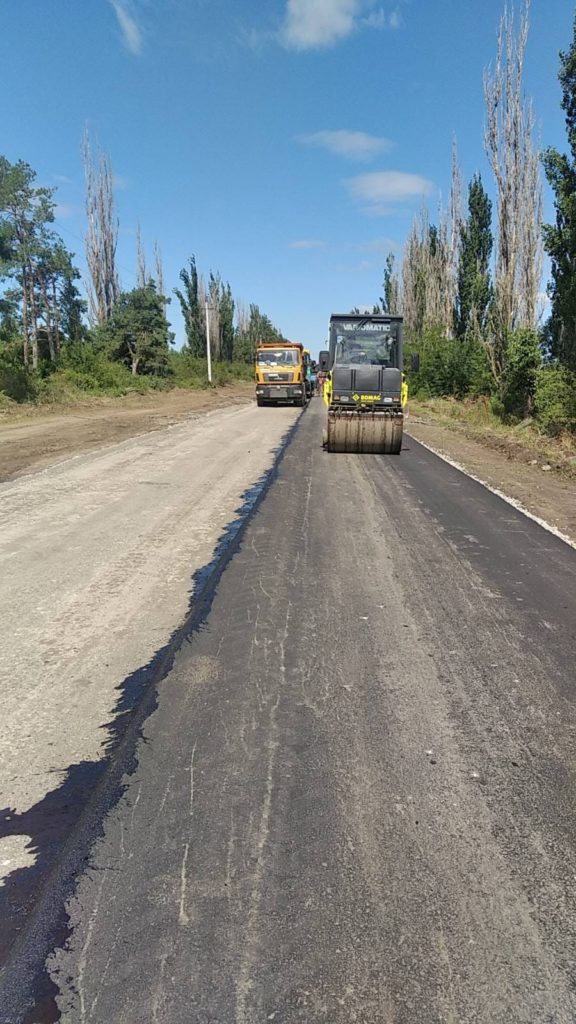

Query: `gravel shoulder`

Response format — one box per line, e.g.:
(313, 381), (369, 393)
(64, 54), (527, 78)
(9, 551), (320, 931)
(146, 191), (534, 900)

(406, 411), (576, 544)
(0, 385), (254, 482)
(0, 401), (298, 898)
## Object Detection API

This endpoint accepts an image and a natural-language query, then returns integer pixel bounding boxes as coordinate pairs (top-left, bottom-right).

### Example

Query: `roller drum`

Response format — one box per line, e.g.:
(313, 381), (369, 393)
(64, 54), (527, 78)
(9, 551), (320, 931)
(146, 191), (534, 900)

(326, 409), (403, 454)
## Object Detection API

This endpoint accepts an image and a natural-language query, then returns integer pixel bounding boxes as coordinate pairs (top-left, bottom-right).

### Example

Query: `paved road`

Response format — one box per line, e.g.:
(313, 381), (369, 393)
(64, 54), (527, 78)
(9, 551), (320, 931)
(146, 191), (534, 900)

(5, 399), (576, 1022)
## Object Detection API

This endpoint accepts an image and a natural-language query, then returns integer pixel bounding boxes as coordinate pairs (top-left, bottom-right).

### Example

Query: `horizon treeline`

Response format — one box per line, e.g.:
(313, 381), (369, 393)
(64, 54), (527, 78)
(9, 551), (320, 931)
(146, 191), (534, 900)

(0, 135), (286, 403)
(374, 2), (575, 435)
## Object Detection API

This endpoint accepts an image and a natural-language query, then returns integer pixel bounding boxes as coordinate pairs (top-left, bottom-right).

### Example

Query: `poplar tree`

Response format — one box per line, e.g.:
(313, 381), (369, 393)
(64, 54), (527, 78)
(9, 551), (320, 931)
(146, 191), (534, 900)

(484, 0), (543, 381)
(542, 14), (576, 368)
(83, 130), (120, 325)
(174, 255), (205, 356)
(456, 175), (493, 338)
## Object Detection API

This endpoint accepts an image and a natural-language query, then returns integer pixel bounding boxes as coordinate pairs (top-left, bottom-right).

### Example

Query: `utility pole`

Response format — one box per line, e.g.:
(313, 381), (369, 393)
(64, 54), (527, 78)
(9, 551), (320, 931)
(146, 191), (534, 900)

(205, 301), (212, 384)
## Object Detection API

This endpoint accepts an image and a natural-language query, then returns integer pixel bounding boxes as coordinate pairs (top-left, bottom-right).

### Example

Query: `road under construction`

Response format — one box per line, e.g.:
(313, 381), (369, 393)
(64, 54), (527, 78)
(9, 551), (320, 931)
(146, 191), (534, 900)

(1, 398), (575, 1023)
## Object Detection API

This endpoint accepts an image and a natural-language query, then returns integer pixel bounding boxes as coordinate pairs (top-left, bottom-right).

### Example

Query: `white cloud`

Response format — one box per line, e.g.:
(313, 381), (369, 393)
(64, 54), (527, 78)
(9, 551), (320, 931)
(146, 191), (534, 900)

(281, 0), (360, 49)
(289, 239), (327, 249)
(109, 0), (143, 55)
(347, 170), (434, 210)
(363, 7), (403, 31)
(297, 130), (393, 162)
(280, 0), (399, 50)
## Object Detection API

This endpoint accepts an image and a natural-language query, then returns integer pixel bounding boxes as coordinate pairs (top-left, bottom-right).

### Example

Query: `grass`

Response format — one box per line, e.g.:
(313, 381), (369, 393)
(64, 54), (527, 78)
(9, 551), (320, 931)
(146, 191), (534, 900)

(0, 354), (254, 417)
(409, 395), (576, 477)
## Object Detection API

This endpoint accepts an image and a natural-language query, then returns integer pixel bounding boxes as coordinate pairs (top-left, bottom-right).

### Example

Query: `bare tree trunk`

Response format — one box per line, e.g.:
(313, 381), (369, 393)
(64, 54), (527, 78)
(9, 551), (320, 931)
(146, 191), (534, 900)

(21, 269), (30, 367)
(209, 274), (222, 360)
(52, 279), (61, 355)
(484, 0), (543, 380)
(29, 268), (39, 370)
(445, 138), (463, 335)
(83, 128), (120, 324)
(136, 222), (147, 288)
(39, 275), (56, 362)
(153, 240), (167, 315)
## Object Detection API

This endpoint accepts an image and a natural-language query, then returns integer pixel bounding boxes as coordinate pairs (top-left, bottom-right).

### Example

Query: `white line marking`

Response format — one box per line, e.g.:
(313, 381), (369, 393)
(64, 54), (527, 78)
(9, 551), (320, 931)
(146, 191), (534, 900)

(406, 433), (576, 551)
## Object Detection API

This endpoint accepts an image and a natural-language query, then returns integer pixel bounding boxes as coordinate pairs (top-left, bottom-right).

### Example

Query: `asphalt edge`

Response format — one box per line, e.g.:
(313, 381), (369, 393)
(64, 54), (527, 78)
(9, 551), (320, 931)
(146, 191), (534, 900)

(406, 431), (576, 551)
(0, 405), (305, 1023)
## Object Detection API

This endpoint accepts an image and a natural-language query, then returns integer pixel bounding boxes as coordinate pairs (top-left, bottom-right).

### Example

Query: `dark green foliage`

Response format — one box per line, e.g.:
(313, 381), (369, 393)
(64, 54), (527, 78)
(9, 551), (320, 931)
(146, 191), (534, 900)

(99, 282), (173, 376)
(380, 252), (398, 314)
(59, 277), (87, 341)
(500, 329), (542, 418)
(405, 328), (491, 399)
(219, 282), (235, 362)
(0, 157), (56, 270)
(0, 156), (89, 366)
(174, 256), (205, 356)
(0, 344), (37, 401)
(542, 15), (576, 368)
(0, 156), (58, 366)
(534, 365), (576, 434)
(0, 289), (20, 343)
(51, 342), (157, 395)
(456, 175), (493, 338)
(169, 350), (252, 388)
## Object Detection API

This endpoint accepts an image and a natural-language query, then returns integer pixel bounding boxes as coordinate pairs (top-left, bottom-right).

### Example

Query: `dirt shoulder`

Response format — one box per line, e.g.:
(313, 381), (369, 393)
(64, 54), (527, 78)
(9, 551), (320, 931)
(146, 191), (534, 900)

(406, 408), (576, 546)
(0, 384), (254, 481)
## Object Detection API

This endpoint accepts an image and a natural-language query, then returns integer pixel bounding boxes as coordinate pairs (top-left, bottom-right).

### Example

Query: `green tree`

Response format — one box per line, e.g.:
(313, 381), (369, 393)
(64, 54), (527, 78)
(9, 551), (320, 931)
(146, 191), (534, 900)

(102, 282), (172, 376)
(380, 252), (400, 314)
(59, 276), (87, 342)
(500, 329), (542, 419)
(456, 174), (493, 338)
(33, 238), (84, 359)
(219, 282), (235, 362)
(174, 255), (205, 356)
(542, 15), (576, 368)
(0, 289), (20, 344)
(0, 156), (56, 368)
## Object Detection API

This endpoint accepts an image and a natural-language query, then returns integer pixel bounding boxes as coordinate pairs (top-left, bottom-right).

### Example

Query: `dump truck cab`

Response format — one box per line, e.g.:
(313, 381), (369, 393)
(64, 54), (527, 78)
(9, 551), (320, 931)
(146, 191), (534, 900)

(320, 314), (406, 453)
(255, 342), (308, 407)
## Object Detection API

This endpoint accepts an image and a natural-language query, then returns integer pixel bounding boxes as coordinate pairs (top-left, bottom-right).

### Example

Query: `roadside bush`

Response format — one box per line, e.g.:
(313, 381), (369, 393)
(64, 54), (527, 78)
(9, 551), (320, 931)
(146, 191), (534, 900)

(405, 328), (491, 399)
(0, 346), (38, 402)
(169, 350), (253, 389)
(37, 365), (156, 402)
(0, 390), (16, 411)
(500, 329), (542, 420)
(59, 343), (164, 395)
(534, 366), (576, 435)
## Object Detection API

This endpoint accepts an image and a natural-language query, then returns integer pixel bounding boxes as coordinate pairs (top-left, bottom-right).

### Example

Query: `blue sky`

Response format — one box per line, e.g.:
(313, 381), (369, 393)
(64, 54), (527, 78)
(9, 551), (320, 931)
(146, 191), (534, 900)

(0, 0), (573, 352)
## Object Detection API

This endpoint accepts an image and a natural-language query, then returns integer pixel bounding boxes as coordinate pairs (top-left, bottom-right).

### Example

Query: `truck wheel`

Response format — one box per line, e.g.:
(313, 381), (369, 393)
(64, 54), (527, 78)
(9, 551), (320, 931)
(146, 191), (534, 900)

(257, 396), (265, 407)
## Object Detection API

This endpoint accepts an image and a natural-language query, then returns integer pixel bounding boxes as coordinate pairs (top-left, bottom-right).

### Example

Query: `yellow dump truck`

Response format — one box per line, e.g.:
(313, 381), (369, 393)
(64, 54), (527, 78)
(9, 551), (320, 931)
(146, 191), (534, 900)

(255, 342), (309, 407)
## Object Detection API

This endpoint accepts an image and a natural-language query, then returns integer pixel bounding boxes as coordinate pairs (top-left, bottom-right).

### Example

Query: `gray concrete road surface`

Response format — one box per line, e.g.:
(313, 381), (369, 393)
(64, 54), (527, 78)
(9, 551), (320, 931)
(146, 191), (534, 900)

(3, 399), (576, 1023)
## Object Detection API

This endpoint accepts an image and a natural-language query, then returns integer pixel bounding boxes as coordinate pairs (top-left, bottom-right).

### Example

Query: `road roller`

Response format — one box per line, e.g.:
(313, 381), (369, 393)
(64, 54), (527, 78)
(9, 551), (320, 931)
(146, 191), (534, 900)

(319, 313), (407, 454)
